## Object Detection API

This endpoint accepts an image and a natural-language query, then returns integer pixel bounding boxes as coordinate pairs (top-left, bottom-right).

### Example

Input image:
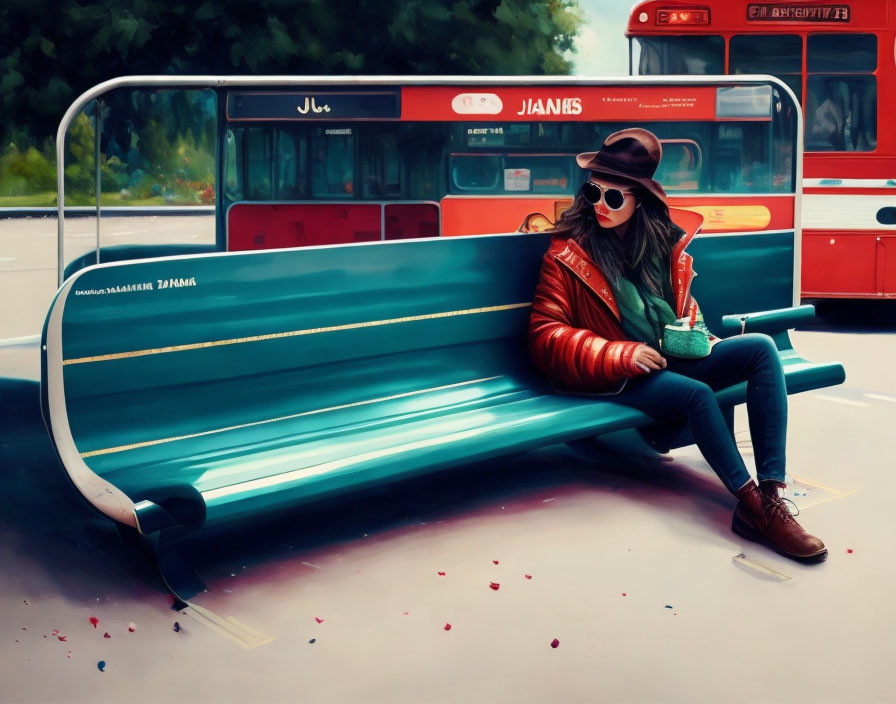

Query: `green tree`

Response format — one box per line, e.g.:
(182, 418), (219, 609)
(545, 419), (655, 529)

(0, 0), (582, 148)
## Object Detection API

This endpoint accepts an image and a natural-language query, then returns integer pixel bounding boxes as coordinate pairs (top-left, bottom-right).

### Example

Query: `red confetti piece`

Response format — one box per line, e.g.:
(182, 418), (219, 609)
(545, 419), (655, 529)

(489, 582), (500, 591)
(127, 622), (136, 632)
(492, 560), (499, 565)
(622, 593), (627, 596)
(444, 623), (452, 631)
(314, 617), (324, 624)
(550, 638), (560, 648)
(52, 629), (59, 636)
(437, 571), (446, 576)
(403, 612), (409, 616)
(847, 548), (854, 554)
(525, 574), (532, 579)
(89, 617), (99, 628)
(66, 650), (71, 659)
(57, 636), (67, 642)
(103, 633), (111, 639)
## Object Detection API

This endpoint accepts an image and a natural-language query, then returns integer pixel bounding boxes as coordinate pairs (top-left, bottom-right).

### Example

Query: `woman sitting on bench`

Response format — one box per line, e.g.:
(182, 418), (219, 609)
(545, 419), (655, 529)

(528, 128), (827, 563)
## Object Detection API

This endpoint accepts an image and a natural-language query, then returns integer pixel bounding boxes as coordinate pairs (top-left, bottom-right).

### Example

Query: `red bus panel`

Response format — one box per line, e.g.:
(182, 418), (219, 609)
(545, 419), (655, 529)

(228, 204), (382, 250)
(384, 203), (439, 240)
(802, 232), (877, 296)
(228, 203), (440, 249)
(880, 236), (896, 295)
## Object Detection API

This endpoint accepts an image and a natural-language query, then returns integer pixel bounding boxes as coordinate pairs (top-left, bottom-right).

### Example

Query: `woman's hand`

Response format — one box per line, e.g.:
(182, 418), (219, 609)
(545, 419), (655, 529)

(632, 344), (667, 374)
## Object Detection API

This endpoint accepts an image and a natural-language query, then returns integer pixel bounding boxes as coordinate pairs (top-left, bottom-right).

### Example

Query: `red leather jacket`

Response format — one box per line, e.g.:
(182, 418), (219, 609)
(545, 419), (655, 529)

(528, 209), (704, 393)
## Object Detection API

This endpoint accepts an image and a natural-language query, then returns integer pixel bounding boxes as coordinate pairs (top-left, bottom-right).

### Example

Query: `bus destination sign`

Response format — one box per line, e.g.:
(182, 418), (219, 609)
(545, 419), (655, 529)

(227, 90), (401, 120)
(747, 4), (849, 22)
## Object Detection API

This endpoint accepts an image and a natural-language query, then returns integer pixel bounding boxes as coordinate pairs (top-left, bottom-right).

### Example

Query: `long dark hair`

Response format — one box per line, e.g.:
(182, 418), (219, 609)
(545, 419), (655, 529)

(552, 181), (683, 296)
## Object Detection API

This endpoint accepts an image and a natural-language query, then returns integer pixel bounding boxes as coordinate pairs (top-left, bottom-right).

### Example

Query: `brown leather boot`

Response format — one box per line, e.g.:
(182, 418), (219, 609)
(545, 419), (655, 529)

(732, 480), (827, 563)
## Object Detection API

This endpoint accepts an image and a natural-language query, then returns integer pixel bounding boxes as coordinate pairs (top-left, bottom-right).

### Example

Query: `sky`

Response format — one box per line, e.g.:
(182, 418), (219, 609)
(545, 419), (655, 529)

(569, 0), (634, 76)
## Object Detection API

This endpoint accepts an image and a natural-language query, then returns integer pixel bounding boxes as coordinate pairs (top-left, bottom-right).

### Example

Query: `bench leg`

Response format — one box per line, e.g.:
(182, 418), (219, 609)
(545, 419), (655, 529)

(140, 533), (207, 609)
(115, 525), (206, 608)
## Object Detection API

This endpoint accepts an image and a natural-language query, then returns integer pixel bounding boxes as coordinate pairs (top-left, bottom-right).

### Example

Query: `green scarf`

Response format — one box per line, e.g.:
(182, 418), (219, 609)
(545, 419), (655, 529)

(610, 257), (677, 350)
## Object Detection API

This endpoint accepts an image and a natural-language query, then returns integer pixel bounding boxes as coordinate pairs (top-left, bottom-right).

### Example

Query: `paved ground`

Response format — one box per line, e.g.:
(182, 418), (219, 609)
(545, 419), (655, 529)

(1, 217), (894, 703)
(0, 214), (214, 339)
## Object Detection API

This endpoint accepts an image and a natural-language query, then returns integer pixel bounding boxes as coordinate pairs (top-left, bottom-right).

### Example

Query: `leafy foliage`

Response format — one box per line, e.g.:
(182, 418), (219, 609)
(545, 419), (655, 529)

(1, 0), (581, 146)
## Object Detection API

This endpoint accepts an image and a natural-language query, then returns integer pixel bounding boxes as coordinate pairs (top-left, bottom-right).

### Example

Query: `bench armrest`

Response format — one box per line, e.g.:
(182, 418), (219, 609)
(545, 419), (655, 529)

(719, 304), (815, 337)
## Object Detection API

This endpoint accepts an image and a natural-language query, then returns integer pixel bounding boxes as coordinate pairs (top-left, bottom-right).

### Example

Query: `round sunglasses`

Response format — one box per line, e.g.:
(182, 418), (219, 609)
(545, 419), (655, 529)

(581, 181), (634, 211)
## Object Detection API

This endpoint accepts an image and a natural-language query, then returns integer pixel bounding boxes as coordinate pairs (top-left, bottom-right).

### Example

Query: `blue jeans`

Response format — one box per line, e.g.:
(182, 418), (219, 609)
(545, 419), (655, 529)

(614, 333), (787, 494)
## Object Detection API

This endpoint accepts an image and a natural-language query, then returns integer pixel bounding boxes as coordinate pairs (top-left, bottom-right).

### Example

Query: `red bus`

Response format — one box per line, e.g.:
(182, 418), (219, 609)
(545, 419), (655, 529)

(627, 0), (896, 299)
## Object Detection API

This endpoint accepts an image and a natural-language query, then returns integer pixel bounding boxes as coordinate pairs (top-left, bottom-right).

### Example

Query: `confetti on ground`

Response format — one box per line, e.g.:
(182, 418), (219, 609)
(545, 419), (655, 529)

(23, 600), (30, 606)
(437, 572), (446, 576)
(89, 617), (99, 628)
(550, 638), (560, 648)
(315, 617), (325, 624)
(847, 548), (854, 554)
(489, 582), (500, 591)
(128, 623), (136, 632)
(52, 629), (59, 636)
(97, 661), (106, 672)
(444, 623), (452, 631)
(493, 560), (499, 565)
(525, 575), (532, 580)
(103, 633), (111, 639)
(57, 635), (68, 642)
(173, 622), (181, 633)
(309, 638), (316, 644)
(622, 593), (627, 596)
(665, 605), (673, 609)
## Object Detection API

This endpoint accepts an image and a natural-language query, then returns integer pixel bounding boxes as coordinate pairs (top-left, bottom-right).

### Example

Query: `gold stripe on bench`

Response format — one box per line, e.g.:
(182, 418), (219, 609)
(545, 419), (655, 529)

(63, 302), (532, 365)
(79, 375), (505, 458)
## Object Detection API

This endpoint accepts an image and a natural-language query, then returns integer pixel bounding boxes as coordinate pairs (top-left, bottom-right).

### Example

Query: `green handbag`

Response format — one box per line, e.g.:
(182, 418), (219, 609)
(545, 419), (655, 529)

(660, 304), (713, 359)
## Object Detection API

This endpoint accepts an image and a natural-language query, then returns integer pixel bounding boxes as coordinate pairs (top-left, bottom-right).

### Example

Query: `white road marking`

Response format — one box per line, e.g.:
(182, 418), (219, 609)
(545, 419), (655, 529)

(0, 257), (16, 262)
(811, 394), (870, 408)
(864, 393), (896, 403)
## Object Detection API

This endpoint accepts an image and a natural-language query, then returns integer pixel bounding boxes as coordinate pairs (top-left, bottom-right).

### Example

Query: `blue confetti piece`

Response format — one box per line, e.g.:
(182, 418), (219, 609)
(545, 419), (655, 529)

(665, 605), (673, 609)
(97, 661), (106, 672)
(309, 638), (316, 644)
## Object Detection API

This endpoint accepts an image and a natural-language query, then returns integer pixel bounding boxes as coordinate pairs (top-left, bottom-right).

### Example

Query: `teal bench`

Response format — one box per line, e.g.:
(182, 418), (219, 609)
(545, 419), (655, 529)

(41, 231), (845, 600)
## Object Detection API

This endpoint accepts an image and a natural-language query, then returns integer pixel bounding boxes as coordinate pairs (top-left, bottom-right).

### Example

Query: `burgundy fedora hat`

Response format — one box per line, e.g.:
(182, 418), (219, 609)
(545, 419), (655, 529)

(576, 128), (667, 204)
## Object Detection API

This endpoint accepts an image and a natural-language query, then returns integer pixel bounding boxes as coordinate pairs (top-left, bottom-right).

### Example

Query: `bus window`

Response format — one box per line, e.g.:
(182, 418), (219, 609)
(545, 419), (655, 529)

(729, 35), (802, 104)
(712, 124), (772, 193)
(504, 155), (574, 194)
(631, 36), (724, 75)
(359, 128), (400, 199)
(807, 33), (876, 73)
(311, 127), (355, 198)
(654, 141), (701, 192)
(275, 130), (305, 199)
(450, 155), (501, 192)
(246, 127), (272, 200)
(806, 35), (877, 152)
(223, 129), (242, 201)
(771, 89), (796, 192)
